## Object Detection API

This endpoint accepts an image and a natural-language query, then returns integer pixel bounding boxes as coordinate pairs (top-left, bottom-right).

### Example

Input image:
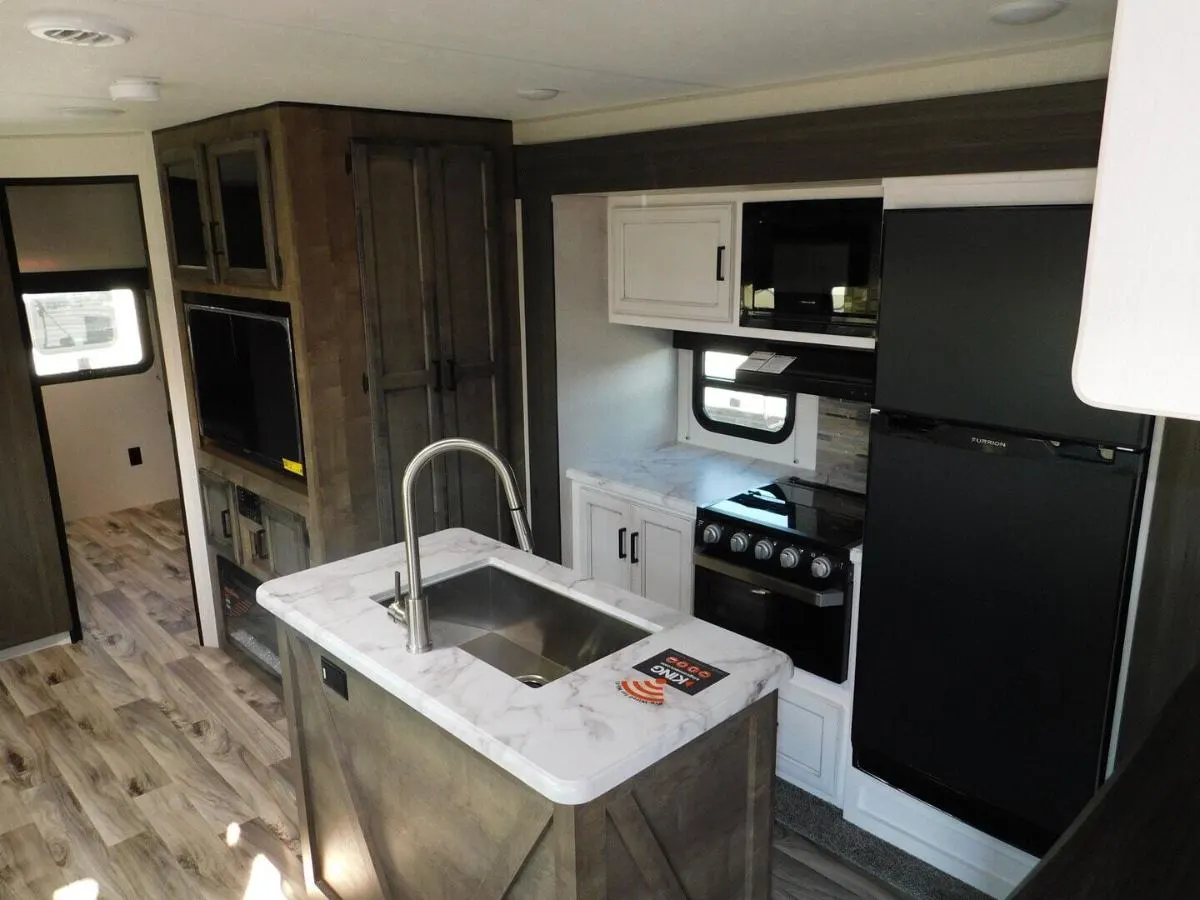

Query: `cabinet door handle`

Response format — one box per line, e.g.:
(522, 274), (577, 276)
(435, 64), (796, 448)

(446, 358), (457, 392)
(716, 246), (726, 282)
(220, 509), (232, 539)
(210, 221), (225, 257)
(618, 527), (627, 560)
(432, 361), (442, 393)
(631, 531), (640, 565)
(253, 529), (269, 560)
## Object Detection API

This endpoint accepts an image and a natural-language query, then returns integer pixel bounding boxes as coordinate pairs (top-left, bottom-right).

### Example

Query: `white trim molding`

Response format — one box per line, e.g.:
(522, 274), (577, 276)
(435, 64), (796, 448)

(0, 632), (71, 663)
(843, 767), (1039, 898)
(514, 38), (1112, 145)
(1106, 415), (1167, 775)
(884, 169), (1097, 210)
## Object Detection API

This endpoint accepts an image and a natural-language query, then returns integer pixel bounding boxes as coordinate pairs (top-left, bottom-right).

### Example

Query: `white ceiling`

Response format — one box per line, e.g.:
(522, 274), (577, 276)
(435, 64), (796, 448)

(0, 0), (1117, 134)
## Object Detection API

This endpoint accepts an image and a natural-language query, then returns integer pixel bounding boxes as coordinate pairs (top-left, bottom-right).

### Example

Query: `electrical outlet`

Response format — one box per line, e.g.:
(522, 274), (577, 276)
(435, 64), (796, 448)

(321, 657), (348, 700)
(127, 447), (143, 467)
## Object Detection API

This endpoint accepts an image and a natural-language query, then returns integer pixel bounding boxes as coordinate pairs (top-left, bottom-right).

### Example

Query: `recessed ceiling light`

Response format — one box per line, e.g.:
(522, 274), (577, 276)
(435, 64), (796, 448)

(110, 77), (160, 102)
(990, 0), (1067, 26)
(59, 106), (126, 119)
(517, 88), (561, 102)
(27, 12), (133, 47)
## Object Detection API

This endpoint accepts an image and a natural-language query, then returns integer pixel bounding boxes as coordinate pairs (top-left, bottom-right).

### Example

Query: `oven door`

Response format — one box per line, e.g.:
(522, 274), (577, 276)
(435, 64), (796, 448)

(693, 553), (849, 683)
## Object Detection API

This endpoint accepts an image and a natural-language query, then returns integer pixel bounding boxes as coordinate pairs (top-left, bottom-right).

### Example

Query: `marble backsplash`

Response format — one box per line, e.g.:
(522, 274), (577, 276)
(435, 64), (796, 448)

(814, 398), (871, 494)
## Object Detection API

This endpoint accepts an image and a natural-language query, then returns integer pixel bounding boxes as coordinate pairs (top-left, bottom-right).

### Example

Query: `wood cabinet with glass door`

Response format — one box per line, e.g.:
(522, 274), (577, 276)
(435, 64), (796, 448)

(159, 133), (280, 290)
(206, 134), (281, 288)
(159, 145), (217, 285)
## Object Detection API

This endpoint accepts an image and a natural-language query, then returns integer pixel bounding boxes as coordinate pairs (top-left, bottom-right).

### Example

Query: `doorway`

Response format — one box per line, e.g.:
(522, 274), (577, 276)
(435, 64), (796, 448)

(2, 177), (200, 650)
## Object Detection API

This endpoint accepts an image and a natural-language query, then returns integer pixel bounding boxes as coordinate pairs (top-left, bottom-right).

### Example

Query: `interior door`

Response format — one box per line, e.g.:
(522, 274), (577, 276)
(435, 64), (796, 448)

(429, 146), (509, 542)
(633, 505), (693, 611)
(353, 145), (446, 543)
(0, 203), (75, 650)
(574, 487), (631, 591)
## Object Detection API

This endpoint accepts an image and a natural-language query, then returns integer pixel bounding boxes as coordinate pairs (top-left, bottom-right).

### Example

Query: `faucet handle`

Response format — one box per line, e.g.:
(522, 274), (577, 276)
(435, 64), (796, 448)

(388, 570), (409, 625)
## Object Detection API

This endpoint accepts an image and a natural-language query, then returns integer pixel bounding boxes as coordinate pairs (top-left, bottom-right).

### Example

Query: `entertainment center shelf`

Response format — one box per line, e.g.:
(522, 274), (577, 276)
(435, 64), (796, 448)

(155, 100), (523, 660)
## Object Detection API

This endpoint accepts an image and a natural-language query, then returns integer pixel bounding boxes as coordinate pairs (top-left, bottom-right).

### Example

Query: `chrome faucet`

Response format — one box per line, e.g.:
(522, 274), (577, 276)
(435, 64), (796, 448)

(389, 438), (534, 654)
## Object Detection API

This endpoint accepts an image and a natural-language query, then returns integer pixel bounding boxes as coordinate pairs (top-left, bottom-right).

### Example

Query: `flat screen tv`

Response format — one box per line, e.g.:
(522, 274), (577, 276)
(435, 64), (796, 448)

(184, 294), (304, 479)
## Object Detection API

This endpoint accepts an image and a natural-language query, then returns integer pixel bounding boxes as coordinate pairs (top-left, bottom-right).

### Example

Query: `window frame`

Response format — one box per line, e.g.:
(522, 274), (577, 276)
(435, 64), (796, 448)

(691, 347), (796, 444)
(19, 267), (155, 386)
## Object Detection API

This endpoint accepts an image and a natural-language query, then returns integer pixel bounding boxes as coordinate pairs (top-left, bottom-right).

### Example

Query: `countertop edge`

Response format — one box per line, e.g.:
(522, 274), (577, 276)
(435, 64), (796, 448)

(270, 599), (791, 804)
(260, 529), (795, 805)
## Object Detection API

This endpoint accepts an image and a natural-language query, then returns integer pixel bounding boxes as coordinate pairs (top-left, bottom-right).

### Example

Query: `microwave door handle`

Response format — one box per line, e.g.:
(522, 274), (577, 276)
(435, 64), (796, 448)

(716, 245), (727, 282)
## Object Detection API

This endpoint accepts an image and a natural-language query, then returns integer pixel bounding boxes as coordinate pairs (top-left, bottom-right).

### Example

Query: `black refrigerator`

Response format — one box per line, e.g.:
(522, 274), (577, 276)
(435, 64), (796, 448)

(853, 205), (1152, 856)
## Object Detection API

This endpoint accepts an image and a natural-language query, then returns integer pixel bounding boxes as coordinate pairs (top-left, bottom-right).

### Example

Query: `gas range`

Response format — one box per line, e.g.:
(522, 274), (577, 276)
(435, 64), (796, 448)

(698, 478), (864, 588)
(692, 478), (865, 683)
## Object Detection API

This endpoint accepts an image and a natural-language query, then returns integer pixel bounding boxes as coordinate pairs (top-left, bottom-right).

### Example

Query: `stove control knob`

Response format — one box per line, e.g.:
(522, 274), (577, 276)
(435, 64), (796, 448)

(754, 539), (775, 561)
(811, 556), (833, 579)
(729, 532), (750, 553)
(779, 547), (802, 569)
(701, 523), (723, 545)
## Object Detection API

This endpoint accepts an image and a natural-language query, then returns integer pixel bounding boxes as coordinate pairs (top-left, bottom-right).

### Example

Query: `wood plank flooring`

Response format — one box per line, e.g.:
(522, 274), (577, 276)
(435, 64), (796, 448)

(0, 500), (900, 899)
(2, 501), (306, 899)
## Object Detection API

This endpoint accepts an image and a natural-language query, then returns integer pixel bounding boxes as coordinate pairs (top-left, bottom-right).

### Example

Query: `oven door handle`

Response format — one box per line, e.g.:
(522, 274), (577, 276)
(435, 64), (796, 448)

(694, 552), (845, 608)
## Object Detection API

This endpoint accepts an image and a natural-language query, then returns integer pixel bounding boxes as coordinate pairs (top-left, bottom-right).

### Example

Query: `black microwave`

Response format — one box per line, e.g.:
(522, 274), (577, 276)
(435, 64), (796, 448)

(740, 198), (883, 337)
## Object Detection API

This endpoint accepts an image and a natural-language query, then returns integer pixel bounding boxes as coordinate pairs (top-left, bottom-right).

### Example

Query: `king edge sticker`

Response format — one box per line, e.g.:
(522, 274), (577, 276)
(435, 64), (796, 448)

(633, 649), (729, 696)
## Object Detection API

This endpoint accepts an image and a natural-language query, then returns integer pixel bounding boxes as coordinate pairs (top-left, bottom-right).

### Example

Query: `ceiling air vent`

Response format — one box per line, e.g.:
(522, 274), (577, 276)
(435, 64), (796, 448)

(26, 14), (133, 47)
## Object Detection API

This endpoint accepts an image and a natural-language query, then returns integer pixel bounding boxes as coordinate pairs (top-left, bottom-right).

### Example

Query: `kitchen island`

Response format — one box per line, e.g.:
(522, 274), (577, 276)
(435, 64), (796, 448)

(259, 527), (793, 900)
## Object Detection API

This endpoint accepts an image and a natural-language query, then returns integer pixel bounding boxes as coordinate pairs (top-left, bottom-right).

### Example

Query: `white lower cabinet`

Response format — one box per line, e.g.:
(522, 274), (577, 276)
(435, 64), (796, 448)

(776, 679), (847, 805)
(571, 482), (693, 612)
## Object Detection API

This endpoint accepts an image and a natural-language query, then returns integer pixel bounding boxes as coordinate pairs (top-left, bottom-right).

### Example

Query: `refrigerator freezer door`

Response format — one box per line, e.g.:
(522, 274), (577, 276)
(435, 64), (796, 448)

(852, 415), (1144, 854)
(875, 206), (1150, 448)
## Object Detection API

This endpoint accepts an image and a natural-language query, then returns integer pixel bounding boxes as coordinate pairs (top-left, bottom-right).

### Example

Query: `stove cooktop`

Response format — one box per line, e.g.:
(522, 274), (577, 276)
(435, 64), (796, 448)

(703, 477), (865, 551)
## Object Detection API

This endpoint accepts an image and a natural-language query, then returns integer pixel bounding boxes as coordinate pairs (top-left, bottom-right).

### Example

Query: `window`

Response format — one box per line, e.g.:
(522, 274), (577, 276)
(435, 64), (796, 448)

(693, 349), (795, 443)
(21, 288), (152, 382)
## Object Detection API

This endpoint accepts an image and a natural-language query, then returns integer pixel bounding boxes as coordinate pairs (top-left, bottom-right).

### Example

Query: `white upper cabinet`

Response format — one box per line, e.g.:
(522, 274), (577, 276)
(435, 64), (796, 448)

(1074, 1), (1200, 420)
(609, 204), (734, 323)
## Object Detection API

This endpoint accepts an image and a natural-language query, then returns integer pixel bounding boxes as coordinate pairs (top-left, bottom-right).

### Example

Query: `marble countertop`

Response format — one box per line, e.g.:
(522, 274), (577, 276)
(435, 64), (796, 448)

(258, 528), (793, 805)
(567, 442), (809, 516)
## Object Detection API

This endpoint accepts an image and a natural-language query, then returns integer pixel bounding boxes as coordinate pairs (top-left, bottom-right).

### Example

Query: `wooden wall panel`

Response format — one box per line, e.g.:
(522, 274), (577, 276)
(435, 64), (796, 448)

(1116, 418), (1200, 763)
(515, 79), (1110, 560)
(276, 107), (379, 562)
(0, 201), (76, 649)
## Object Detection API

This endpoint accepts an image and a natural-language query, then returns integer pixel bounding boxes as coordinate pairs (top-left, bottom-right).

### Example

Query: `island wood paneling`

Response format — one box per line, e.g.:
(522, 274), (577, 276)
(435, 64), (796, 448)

(0, 197), (77, 650)
(515, 79), (1110, 560)
(281, 624), (777, 900)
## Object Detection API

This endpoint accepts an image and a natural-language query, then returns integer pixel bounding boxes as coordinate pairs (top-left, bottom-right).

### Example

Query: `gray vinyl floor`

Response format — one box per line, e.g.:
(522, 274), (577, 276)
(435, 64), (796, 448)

(0, 501), (903, 899)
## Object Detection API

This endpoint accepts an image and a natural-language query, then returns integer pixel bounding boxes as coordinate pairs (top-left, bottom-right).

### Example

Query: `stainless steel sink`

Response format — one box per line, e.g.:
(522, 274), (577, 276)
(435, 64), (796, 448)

(375, 564), (650, 687)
